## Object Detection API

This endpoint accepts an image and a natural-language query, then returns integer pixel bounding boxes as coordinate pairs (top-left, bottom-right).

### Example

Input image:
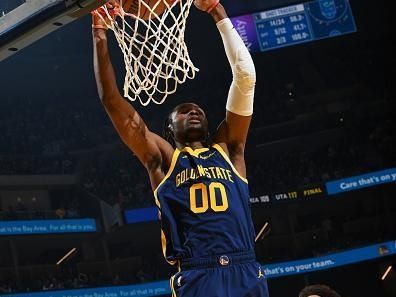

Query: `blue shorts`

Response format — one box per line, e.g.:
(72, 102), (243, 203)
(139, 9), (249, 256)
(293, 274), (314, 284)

(170, 251), (269, 297)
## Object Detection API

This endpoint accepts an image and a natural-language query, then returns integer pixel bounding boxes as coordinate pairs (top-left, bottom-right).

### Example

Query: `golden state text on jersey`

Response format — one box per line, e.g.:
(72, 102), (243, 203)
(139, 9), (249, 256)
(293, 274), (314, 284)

(154, 144), (256, 265)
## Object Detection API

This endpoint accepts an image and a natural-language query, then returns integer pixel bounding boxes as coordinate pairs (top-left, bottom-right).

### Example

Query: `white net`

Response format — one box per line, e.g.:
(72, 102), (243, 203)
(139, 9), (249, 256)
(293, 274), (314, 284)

(99, 0), (198, 106)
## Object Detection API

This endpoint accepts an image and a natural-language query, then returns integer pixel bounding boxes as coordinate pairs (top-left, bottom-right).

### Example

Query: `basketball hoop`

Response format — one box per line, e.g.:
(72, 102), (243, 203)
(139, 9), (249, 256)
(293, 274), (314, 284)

(96, 0), (198, 106)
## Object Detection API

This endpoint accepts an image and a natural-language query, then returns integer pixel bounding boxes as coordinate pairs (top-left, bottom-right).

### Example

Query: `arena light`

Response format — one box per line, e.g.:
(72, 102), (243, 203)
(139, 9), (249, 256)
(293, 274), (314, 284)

(56, 248), (77, 265)
(255, 222), (269, 242)
(381, 265), (392, 281)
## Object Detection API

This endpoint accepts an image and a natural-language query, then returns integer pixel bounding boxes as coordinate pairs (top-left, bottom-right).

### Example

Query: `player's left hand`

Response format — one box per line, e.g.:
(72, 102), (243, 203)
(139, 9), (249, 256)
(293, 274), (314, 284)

(193, 0), (220, 13)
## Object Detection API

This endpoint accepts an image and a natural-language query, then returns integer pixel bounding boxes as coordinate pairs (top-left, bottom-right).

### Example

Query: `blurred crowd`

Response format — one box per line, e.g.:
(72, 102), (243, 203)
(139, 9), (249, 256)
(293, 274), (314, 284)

(0, 96), (116, 175)
(82, 146), (152, 209)
(0, 190), (81, 221)
(0, 154), (75, 175)
(0, 252), (174, 294)
(0, 97), (117, 155)
(249, 116), (394, 195)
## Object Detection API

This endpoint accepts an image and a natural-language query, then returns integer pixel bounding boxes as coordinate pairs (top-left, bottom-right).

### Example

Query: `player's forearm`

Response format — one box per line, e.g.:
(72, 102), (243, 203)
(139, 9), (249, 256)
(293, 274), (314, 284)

(92, 29), (147, 152)
(92, 29), (120, 101)
(216, 17), (256, 116)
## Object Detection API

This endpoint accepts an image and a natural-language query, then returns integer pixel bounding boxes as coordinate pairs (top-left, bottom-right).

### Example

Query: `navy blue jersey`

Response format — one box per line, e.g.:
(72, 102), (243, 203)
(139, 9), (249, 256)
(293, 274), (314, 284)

(154, 144), (256, 265)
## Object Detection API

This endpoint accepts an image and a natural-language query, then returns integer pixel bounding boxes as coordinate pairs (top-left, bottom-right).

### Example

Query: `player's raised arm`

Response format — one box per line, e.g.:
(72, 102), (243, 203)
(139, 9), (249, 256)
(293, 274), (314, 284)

(194, 1), (256, 178)
(91, 6), (173, 188)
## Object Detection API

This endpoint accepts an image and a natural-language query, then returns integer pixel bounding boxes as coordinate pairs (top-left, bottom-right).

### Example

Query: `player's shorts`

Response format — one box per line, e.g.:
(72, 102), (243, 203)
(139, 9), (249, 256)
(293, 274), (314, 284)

(170, 251), (269, 297)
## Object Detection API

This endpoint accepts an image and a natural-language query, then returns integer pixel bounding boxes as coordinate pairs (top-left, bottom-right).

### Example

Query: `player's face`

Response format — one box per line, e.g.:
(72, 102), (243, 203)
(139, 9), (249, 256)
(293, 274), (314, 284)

(170, 103), (209, 144)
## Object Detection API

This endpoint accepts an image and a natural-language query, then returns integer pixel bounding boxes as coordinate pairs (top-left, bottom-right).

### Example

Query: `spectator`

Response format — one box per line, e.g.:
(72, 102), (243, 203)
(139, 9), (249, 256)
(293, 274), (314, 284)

(55, 207), (66, 219)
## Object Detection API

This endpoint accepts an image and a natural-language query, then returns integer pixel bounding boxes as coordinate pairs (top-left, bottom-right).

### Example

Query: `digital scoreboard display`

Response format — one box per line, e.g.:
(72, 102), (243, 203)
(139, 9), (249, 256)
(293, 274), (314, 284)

(231, 0), (357, 52)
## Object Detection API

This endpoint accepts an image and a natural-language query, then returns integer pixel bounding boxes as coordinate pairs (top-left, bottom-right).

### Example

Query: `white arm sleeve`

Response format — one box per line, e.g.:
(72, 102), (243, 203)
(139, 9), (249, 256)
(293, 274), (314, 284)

(216, 18), (256, 116)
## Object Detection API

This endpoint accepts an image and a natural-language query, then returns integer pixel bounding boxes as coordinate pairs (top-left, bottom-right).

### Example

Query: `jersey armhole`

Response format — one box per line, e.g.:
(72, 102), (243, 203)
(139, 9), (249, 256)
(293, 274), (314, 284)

(212, 143), (248, 184)
(154, 149), (180, 207)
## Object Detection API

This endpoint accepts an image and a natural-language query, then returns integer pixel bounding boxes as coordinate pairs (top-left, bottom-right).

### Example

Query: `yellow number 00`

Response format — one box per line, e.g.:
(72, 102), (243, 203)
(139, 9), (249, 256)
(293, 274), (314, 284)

(189, 182), (228, 213)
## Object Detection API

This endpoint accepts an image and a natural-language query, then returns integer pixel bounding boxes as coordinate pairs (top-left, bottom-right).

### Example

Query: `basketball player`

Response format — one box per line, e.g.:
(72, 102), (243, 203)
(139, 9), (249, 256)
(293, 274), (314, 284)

(92, 1), (269, 296)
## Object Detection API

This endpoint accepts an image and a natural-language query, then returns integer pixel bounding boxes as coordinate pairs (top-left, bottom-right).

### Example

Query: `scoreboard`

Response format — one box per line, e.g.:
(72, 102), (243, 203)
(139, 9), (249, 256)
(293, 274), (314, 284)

(231, 0), (357, 52)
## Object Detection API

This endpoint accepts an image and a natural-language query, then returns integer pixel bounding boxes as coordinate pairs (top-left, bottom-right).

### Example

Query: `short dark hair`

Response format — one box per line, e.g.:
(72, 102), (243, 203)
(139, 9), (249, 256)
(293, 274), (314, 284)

(298, 285), (341, 297)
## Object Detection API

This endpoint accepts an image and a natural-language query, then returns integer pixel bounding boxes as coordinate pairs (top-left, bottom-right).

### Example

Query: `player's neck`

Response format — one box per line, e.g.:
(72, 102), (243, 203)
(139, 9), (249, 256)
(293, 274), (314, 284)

(176, 141), (206, 150)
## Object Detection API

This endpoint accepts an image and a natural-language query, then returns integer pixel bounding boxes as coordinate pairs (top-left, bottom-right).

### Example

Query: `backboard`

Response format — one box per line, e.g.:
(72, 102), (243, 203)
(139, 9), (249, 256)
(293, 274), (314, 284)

(0, 0), (108, 61)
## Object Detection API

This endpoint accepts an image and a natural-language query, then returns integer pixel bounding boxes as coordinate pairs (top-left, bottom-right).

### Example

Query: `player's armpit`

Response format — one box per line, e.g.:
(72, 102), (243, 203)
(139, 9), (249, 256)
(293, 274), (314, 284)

(213, 112), (251, 178)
